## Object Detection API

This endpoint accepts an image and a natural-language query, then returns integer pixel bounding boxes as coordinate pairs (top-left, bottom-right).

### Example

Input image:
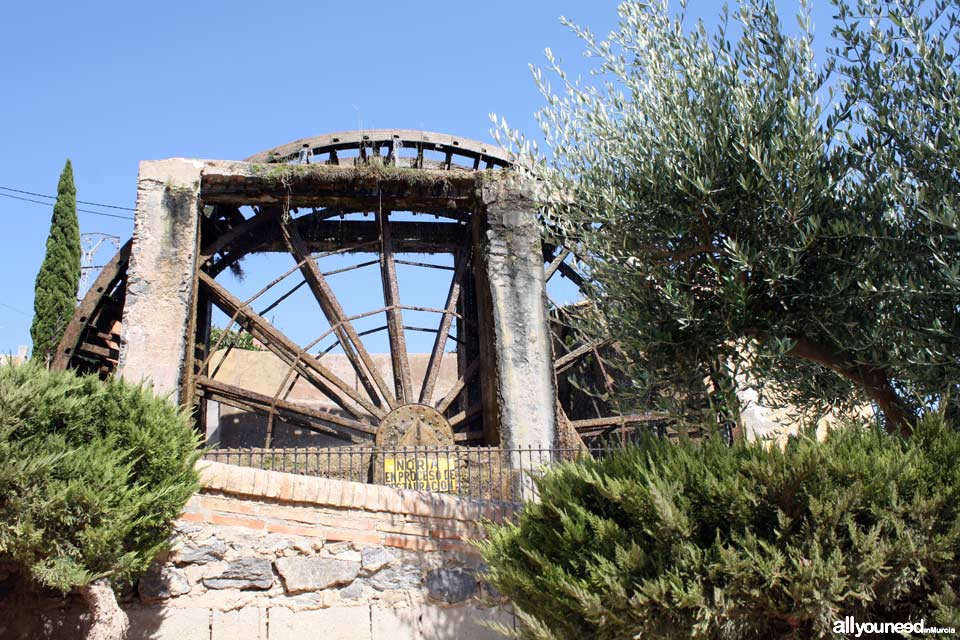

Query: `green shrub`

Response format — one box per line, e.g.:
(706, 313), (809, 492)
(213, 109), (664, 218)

(481, 418), (960, 639)
(0, 362), (201, 591)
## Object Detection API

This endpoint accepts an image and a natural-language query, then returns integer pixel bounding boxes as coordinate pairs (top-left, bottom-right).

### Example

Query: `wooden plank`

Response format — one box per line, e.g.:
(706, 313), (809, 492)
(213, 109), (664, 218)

(542, 242), (586, 289)
(437, 359), (479, 414)
(201, 206), (279, 264)
(280, 219), (397, 410)
(200, 163), (478, 211)
(377, 210), (414, 402)
(570, 414), (667, 430)
(255, 219), (466, 254)
(199, 271), (386, 419)
(420, 239), (469, 404)
(77, 343), (119, 360)
(243, 129), (509, 166)
(448, 403), (482, 428)
(554, 342), (597, 373)
(197, 375), (375, 438)
(53, 239), (131, 370)
(544, 247), (571, 282)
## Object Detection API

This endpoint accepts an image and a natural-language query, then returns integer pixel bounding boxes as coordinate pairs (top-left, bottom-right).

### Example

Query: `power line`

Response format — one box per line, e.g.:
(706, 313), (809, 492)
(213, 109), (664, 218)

(0, 192), (134, 220)
(0, 185), (135, 211)
(0, 301), (29, 316)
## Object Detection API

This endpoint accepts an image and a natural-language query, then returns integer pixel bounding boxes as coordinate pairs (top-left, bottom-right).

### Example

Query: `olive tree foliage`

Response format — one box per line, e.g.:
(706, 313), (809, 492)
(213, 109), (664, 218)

(495, 0), (960, 433)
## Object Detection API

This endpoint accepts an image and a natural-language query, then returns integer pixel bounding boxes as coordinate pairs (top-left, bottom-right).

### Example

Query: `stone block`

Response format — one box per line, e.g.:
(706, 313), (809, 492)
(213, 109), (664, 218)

(127, 607), (210, 640)
(204, 557), (273, 590)
(339, 581), (364, 601)
(212, 607), (267, 640)
(425, 568), (478, 603)
(364, 564), (421, 591)
(268, 606), (372, 640)
(138, 564), (190, 601)
(174, 535), (227, 564)
(275, 557), (360, 594)
(361, 546), (396, 574)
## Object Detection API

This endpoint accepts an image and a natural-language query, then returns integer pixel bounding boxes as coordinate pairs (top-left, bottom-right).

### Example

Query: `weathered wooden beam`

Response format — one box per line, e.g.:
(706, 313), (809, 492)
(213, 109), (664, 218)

(554, 342), (598, 374)
(254, 220), (466, 255)
(53, 239), (131, 370)
(570, 414), (667, 431)
(199, 271), (385, 420)
(437, 359), (480, 414)
(542, 242), (586, 289)
(201, 206), (279, 264)
(280, 219), (396, 410)
(377, 211), (414, 403)
(544, 247), (571, 282)
(448, 403), (482, 428)
(197, 375), (376, 438)
(420, 239), (470, 404)
(243, 129), (510, 167)
(200, 162), (479, 212)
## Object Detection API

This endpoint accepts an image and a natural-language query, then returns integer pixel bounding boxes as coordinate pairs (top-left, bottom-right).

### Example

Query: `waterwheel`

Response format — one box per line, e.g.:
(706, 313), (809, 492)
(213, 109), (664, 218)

(54, 130), (659, 447)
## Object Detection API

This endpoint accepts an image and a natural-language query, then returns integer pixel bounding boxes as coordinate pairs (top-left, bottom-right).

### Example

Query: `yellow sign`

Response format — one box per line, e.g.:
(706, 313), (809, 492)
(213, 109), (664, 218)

(383, 457), (458, 492)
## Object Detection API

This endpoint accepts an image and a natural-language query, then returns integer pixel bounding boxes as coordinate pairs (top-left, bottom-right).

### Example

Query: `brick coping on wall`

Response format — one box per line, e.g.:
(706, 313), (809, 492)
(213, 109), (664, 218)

(189, 461), (518, 553)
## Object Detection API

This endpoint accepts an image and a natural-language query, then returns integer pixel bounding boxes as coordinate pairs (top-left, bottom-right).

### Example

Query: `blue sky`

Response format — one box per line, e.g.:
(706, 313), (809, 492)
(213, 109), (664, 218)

(0, 1), (839, 355)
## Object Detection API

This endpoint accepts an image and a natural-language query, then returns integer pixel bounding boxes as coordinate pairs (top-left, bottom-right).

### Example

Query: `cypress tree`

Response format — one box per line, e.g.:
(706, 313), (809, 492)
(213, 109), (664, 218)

(30, 159), (81, 364)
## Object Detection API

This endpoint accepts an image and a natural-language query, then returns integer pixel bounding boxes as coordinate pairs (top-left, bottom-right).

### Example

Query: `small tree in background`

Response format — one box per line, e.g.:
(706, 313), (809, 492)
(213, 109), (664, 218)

(209, 326), (264, 351)
(480, 416), (960, 639)
(0, 363), (202, 640)
(30, 159), (81, 365)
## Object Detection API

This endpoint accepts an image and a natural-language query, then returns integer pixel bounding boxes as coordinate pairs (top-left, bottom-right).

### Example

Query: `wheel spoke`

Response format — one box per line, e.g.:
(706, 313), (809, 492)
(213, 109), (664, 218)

(555, 342), (603, 374)
(279, 217), (397, 409)
(199, 271), (385, 420)
(197, 376), (374, 442)
(421, 236), (470, 404)
(448, 403), (482, 428)
(544, 247), (571, 282)
(437, 359), (479, 414)
(264, 365), (300, 448)
(570, 413), (667, 436)
(542, 242), (586, 288)
(377, 209), (414, 403)
(203, 206), (280, 275)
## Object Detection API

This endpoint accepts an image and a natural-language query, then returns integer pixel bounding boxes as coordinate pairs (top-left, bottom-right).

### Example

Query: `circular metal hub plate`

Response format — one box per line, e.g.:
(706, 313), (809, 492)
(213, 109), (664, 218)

(375, 404), (454, 448)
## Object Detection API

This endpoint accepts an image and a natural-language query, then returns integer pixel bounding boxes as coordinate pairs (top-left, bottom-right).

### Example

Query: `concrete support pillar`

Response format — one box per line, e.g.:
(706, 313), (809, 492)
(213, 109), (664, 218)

(474, 173), (557, 456)
(118, 159), (204, 401)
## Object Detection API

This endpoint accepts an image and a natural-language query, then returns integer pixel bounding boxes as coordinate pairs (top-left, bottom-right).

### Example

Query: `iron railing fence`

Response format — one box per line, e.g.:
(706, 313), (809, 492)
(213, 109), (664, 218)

(202, 445), (621, 503)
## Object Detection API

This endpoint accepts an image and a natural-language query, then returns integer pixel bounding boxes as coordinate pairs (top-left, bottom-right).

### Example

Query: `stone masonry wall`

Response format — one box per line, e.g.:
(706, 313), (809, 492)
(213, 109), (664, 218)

(2, 462), (516, 640)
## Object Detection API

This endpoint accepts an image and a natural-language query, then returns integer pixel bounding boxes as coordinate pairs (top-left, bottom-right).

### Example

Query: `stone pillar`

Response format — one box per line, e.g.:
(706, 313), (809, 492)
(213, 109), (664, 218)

(474, 172), (557, 459)
(118, 159), (204, 401)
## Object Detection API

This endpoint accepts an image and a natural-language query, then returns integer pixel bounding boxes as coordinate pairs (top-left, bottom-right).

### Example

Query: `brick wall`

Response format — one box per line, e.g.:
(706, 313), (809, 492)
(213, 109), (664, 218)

(2, 462), (516, 640)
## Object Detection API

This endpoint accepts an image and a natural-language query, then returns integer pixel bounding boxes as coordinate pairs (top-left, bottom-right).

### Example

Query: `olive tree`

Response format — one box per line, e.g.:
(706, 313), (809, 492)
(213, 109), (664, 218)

(497, 0), (960, 433)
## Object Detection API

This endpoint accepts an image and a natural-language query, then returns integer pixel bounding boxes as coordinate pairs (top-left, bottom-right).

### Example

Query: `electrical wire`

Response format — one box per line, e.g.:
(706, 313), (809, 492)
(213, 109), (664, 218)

(0, 192), (134, 220)
(0, 185), (135, 211)
(0, 301), (30, 316)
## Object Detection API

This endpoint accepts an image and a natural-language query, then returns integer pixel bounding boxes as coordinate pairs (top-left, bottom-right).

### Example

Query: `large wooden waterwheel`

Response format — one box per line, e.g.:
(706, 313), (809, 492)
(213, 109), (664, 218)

(54, 130), (660, 446)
